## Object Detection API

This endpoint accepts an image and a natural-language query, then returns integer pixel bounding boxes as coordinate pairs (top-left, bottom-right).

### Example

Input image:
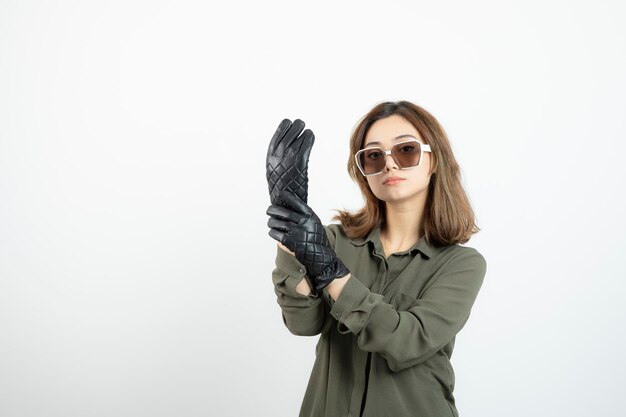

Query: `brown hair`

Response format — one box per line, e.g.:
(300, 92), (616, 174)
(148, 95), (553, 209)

(330, 100), (481, 247)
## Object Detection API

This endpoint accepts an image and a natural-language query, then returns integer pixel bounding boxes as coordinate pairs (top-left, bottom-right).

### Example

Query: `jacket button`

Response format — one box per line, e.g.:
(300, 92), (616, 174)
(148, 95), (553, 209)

(334, 313), (340, 318)
(299, 268), (305, 273)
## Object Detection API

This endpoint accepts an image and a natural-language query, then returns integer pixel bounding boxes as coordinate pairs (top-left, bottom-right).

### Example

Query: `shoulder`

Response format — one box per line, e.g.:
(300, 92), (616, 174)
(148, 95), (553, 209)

(322, 223), (343, 235)
(459, 244), (487, 268)
(448, 244), (487, 287)
(429, 241), (487, 273)
(418, 244), (487, 296)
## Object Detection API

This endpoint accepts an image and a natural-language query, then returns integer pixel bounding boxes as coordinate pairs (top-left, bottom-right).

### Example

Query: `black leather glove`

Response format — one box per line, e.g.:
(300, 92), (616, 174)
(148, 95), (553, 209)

(266, 188), (350, 295)
(266, 118), (315, 205)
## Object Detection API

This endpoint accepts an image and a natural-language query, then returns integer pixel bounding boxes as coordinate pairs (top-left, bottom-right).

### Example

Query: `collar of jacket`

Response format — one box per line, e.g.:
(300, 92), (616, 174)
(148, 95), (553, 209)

(349, 223), (434, 259)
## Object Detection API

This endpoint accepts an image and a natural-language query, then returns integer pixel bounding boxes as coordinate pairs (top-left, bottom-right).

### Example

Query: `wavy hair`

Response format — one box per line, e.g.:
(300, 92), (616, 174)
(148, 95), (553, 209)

(330, 100), (481, 247)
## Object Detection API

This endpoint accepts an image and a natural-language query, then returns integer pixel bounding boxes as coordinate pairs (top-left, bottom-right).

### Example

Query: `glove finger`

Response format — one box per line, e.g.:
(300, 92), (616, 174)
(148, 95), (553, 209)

(293, 128), (315, 160)
(281, 119), (305, 151)
(268, 227), (294, 251)
(267, 216), (293, 232)
(275, 188), (312, 216)
(267, 227), (284, 243)
(266, 203), (302, 223)
(267, 119), (292, 158)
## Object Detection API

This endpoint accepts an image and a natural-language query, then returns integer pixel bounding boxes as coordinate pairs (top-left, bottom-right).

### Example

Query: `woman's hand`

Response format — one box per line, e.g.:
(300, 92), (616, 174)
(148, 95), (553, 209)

(265, 118), (315, 205)
(266, 188), (350, 295)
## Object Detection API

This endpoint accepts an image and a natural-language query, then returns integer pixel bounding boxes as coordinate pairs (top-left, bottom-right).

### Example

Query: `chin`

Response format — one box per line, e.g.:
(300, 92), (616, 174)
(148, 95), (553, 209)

(375, 190), (407, 200)
(382, 187), (426, 202)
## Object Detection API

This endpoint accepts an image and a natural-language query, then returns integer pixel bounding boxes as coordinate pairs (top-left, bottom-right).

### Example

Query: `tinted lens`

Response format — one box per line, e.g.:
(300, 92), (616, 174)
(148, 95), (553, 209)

(358, 147), (386, 175)
(357, 141), (422, 175)
(393, 141), (421, 168)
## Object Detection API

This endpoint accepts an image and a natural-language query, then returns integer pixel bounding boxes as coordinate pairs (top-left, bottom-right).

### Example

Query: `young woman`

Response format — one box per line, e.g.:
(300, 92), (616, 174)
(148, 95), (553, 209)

(266, 101), (487, 417)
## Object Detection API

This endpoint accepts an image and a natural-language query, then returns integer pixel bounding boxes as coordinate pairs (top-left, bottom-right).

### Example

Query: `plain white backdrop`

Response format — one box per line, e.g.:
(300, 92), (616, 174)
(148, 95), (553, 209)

(1, 0), (625, 416)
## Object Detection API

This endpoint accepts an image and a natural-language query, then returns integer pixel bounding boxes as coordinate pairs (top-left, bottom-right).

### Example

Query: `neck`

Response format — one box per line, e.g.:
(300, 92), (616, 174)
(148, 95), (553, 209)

(381, 193), (427, 247)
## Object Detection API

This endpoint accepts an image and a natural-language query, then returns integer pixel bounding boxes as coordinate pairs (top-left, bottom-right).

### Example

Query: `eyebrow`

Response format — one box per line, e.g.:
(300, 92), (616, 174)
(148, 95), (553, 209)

(364, 134), (417, 147)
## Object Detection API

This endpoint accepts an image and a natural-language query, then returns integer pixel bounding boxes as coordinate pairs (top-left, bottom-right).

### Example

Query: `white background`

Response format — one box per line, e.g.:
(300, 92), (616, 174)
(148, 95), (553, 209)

(1, 1), (625, 416)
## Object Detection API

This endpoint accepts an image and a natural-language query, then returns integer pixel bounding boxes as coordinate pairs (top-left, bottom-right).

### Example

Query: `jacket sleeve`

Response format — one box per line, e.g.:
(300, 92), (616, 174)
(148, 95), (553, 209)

(328, 247), (487, 372)
(271, 225), (335, 336)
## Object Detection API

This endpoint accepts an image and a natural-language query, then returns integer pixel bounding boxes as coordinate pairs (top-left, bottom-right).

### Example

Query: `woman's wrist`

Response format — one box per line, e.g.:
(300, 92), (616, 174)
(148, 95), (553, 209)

(277, 242), (296, 256)
(295, 277), (312, 296)
(327, 273), (351, 301)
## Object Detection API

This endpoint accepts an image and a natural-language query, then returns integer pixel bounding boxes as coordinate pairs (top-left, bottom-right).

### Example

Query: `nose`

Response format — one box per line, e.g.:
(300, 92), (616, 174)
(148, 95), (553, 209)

(383, 151), (398, 172)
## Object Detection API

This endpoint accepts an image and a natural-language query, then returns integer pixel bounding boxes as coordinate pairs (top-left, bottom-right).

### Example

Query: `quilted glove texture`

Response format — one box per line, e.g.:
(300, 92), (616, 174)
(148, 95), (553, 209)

(266, 118), (315, 204)
(266, 188), (350, 295)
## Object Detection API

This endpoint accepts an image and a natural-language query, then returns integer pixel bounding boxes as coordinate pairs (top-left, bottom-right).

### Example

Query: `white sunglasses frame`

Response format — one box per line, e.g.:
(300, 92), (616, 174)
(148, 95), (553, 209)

(354, 139), (432, 177)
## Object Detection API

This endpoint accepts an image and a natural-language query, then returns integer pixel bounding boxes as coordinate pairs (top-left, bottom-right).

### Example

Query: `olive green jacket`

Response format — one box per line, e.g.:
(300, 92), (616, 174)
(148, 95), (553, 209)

(271, 222), (487, 417)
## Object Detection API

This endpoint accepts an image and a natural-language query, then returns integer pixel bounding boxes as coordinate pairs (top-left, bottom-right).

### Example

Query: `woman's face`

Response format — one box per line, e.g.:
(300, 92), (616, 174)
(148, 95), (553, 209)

(362, 114), (433, 205)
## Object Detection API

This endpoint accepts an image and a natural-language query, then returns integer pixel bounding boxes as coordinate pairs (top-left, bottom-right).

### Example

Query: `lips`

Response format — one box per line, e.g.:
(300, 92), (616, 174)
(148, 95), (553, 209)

(383, 176), (406, 184)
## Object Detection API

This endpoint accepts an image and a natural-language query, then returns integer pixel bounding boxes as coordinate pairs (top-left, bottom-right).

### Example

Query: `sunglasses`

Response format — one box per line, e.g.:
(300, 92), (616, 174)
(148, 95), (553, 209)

(354, 139), (432, 176)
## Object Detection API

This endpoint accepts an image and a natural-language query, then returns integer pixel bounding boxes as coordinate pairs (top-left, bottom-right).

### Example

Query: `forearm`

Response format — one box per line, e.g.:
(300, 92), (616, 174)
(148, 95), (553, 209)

(273, 243), (329, 335)
(278, 243), (313, 296)
(327, 249), (487, 372)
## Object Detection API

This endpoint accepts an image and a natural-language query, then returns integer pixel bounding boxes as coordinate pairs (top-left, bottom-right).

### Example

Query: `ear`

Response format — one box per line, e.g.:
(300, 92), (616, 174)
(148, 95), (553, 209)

(429, 158), (437, 175)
